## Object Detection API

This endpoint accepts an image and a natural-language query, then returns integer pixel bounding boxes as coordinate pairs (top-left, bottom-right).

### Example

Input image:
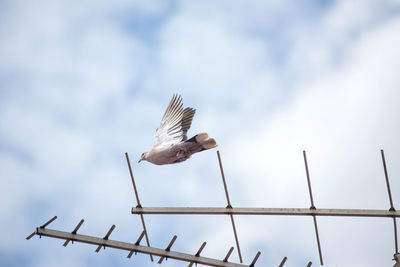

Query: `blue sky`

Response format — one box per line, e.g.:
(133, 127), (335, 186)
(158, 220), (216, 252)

(1, 0), (400, 266)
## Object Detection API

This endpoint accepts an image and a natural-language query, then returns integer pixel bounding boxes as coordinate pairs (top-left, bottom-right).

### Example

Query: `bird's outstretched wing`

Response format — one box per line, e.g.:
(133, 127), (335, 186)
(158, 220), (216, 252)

(154, 94), (196, 147)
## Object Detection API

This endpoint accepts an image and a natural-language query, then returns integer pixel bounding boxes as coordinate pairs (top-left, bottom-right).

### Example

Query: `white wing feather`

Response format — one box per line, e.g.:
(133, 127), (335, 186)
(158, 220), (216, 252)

(154, 94), (195, 147)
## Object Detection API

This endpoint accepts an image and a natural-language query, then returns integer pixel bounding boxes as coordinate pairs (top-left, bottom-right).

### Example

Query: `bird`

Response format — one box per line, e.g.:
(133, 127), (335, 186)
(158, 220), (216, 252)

(139, 94), (217, 165)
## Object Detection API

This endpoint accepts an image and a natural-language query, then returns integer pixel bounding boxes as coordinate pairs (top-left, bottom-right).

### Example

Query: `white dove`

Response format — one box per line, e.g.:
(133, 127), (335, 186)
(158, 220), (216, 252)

(139, 94), (217, 165)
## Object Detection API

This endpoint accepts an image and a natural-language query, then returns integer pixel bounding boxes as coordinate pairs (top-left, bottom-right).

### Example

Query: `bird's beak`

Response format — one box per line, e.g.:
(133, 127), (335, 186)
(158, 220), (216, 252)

(138, 159), (142, 163)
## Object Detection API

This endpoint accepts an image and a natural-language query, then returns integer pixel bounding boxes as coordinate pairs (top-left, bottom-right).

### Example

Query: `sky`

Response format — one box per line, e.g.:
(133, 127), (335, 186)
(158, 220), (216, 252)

(1, 0), (400, 266)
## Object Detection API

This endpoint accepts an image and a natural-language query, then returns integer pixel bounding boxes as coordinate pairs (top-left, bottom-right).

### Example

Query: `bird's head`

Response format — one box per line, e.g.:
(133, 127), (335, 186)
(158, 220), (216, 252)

(138, 152), (148, 163)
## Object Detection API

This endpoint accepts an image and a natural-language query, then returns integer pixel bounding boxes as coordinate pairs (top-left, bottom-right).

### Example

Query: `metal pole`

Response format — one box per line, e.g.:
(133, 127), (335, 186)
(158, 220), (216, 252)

(127, 230), (146, 258)
(217, 151), (232, 207)
(158, 235), (177, 264)
(188, 242), (207, 267)
(95, 225), (115, 252)
(26, 216), (57, 240)
(312, 216), (323, 265)
(40, 216), (58, 229)
(138, 214), (153, 261)
(380, 150), (398, 254)
(63, 219), (84, 246)
(303, 151), (315, 209)
(126, 152), (141, 207)
(127, 250), (135, 259)
(223, 247), (234, 262)
(217, 151), (243, 263)
(303, 151), (323, 266)
(394, 218), (399, 254)
(135, 230), (145, 245)
(125, 152), (153, 261)
(249, 251), (261, 267)
(26, 232), (36, 240)
(381, 150), (395, 211)
(279, 256), (287, 267)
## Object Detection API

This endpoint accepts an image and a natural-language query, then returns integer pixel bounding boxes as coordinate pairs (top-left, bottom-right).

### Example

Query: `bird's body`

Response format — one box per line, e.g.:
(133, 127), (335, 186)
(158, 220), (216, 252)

(140, 95), (217, 165)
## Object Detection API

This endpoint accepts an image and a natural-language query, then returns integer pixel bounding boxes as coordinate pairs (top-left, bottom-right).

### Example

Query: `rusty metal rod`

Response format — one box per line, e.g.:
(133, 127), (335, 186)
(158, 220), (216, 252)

(249, 251), (261, 267)
(127, 250), (135, 258)
(158, 235), (177, 264)
(394, 217), (399, 254)
(95, 225), (115, 252)
(303, 151), (323, 265)
(303, 151), (315, 209)
(125, 152), (153, 261)
(72, 219), (85, 234)
(393, 218), (399, 254)
(26, 232), (36, 240)
(135, 230), (145, 245)
(189, 242), (207, 267)
(166, 235), (178, 250)
(312, 216), (323, 265)
(380, 150), (398, 254)
(63, 219), (84, 246)
(40, 216), (57, 229)
(229, 215), (242, 263)
(279, 256), (287, 267)
(62, 240), (69, 247)
(217, 151), (243, 263)
(128, 230), (146, 258)
(139, 214), (153, 261)
(381, 150), (395, 211)
(195, 242), (207, 256)
(126, 152), (141, 207)
(26, 216), (57, 240)
(217, 150), (232, 207)
(223, 247), (234, 262)
(104, 225), (115, 239)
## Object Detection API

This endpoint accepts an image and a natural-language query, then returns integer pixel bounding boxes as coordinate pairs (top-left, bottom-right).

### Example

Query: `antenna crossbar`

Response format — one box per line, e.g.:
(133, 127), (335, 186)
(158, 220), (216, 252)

(131, 207), (400, 217)
(32, 228), (248, 267)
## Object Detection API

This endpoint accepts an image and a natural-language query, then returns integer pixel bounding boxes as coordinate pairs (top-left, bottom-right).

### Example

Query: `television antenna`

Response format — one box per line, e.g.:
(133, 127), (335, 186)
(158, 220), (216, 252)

(27, 150), (399, 266)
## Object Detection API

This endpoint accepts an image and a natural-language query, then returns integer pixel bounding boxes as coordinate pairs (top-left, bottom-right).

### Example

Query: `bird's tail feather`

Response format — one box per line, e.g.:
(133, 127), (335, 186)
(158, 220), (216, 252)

(196, 133), (217, 149)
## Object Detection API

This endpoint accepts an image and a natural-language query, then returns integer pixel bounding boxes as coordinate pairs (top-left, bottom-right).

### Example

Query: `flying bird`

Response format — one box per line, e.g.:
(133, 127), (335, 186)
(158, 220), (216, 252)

(139, 94), (217, 165)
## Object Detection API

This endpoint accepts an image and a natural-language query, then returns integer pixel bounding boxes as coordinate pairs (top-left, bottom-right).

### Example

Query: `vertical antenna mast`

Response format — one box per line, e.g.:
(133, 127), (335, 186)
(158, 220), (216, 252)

(381, 150), (399, 255)
(217, 150), (244, 263)
(303, 151), (324, 265)
(125, 152), (154, 261)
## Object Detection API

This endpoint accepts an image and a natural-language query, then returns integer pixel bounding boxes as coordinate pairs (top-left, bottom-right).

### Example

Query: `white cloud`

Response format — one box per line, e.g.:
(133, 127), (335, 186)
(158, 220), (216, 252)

(1, 0), (400, 266)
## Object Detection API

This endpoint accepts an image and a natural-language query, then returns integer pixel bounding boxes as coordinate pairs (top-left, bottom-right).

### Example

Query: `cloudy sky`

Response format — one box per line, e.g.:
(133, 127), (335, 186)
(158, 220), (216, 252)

(1, 0), (400, 266)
